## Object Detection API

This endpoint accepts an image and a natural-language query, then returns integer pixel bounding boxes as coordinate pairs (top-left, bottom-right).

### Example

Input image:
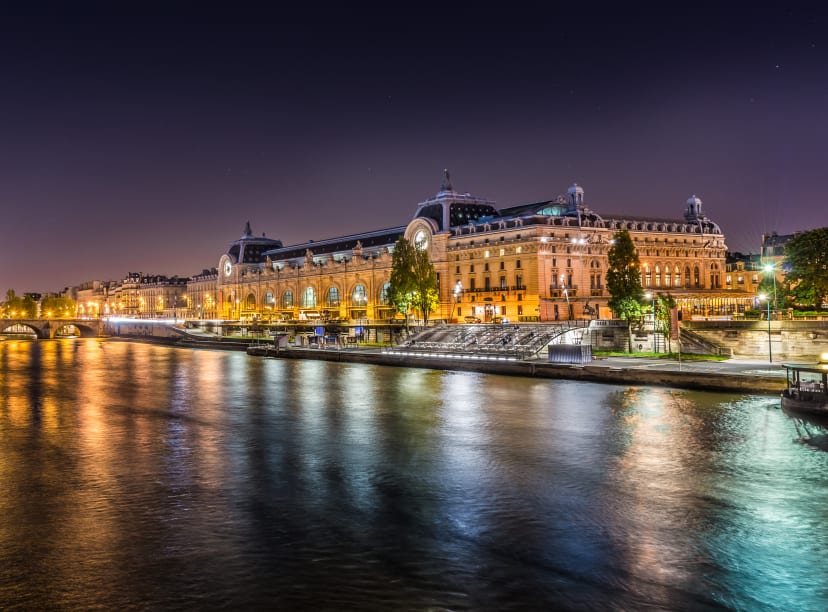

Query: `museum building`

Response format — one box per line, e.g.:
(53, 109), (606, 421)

(211, 173), (753, 324)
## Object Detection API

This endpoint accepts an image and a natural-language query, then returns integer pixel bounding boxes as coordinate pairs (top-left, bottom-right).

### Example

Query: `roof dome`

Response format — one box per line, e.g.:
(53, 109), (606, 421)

(686, 195), (702, 207)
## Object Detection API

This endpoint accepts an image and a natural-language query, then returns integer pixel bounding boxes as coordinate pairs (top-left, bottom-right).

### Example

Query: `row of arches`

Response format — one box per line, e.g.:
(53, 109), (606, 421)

(228, 282), (393, 311)
(641, 262), (721, 289)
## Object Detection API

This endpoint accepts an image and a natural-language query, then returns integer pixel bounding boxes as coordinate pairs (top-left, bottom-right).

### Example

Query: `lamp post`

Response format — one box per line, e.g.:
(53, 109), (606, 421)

(645, 292), (658, 352)
(645, 292), (656, 321)
(759, 293), (772, 363)
(763, 263), (777, 309)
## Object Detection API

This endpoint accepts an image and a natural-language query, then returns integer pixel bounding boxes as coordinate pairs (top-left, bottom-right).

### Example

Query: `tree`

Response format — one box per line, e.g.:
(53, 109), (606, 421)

(41, 296), (77, 318)
(654, 293), (677, 353)
(784, 228), (828, 309)
(606, 229), (645, 351)
(1, 289), (34, 317)
(388, 236), (439, 332)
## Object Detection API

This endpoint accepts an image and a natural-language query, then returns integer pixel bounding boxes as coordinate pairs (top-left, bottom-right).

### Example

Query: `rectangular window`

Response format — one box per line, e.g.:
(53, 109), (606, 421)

(516, 274), (523, 288)
(484, 263), (489, 271)
(470, 265), (475, 273)
(500, 305), (506, 315)
(484, 277), (491, 290)
(516, 246), (522, 254)
(470, 278), (476, 291)
(499, 248), (505, 256)
(516, 260), (521, 269)
(484, 250), (490, 258)
(518, 305), (523, 315)
(500, 261), (505, 270)
(456, 266), (460, 274)
(500, 276), (506, 288)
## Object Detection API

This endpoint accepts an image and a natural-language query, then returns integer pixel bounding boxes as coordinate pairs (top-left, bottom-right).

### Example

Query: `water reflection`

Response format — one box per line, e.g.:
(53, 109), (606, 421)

(0, 340), (826, 610)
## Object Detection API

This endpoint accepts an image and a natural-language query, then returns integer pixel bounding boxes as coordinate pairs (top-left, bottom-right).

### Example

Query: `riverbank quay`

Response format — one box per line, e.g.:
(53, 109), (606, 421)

(107, 332), (786, 394)
(262, 347), (785, 394)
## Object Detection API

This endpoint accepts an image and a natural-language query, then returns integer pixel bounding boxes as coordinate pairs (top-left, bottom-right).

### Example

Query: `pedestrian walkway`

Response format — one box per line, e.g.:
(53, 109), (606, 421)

(594, 356), (787, 379)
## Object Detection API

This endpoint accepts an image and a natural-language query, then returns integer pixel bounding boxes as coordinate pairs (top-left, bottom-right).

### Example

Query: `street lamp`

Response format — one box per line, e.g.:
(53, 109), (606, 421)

(645, 292), (656, 320)
(763, 263), (777, 309)
(759, 293), (772, 363)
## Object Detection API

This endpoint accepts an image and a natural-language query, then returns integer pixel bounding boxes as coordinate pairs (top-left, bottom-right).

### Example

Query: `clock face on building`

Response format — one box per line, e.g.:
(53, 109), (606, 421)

(224, 261), (232, 276)
(414, 229), (429, 251)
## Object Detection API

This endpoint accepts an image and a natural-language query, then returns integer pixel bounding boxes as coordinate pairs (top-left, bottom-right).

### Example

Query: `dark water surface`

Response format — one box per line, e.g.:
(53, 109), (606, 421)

(1, 339), (826, 610)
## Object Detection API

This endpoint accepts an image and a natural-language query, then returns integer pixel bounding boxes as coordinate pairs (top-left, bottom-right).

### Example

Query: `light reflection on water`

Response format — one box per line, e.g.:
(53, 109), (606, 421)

(0, 339), (826, 610)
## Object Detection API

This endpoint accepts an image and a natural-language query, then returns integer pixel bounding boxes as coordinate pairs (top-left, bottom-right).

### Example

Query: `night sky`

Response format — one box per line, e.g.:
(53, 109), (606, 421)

(2, 4), (827, 296)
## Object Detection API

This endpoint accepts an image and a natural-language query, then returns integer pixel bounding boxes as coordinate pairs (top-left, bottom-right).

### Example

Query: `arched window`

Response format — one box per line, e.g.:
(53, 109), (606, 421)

(325, 287), (340, 307)
(684, 267), (691, 287)
(282, 290), (294, 309)
(246, 293), (256, 308)
(302, 286), (316, 308)
(264, 292), (275, 306)
(664, 266), (671, 288)
(674, 266), (681, 287)
(655, 265), (662, 287)
(379, 282), (391, 305)
(644, 265), (652, 287)
(694, 266), (700, 288)
(352, 284), (367, 307)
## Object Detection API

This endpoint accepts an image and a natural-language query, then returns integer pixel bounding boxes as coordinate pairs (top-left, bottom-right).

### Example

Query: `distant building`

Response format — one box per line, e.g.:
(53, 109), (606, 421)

(187, 268), (219, 319)
(116, 272), (187, 318)
(725, 252), (762, 297)
(213, 173), (751, 323)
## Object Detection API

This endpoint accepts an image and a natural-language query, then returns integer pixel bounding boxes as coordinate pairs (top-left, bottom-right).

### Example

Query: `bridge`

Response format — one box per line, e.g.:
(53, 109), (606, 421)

(0, 318), (104, 339)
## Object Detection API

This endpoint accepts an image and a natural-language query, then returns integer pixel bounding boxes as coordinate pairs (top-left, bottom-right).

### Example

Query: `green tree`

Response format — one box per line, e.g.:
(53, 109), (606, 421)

(654, 292), (677, 353)
(606, 229), (645, 351)
(1, 289), (30, 318)
(20, 295), (37, 318)
(784, 228), (828, 309)
(41, 296), (77, 318)
(388, 236), (439, 332)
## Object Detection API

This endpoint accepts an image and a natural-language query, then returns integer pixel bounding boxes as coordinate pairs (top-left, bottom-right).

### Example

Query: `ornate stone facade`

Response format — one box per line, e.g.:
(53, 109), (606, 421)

(209, 175), (750, 323)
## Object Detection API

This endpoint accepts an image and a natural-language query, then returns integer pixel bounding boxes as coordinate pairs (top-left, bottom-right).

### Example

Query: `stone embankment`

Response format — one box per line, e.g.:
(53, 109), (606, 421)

(258, 347), (785, 395)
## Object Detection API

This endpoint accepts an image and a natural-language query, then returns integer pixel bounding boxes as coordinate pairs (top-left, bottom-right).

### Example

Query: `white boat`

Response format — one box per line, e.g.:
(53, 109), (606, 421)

(246, 342), (279, 357)
(781, 362), (828, 416)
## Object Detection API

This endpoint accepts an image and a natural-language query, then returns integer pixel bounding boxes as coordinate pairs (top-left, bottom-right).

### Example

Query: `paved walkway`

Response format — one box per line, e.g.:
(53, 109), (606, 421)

(591, 356), (789, 379)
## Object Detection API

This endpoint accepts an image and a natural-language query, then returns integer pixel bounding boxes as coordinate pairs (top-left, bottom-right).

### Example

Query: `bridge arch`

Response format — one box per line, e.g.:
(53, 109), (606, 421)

(49, 322), (99, 338)
(0, 322), (40, 338)
(0, 319), (102, 339)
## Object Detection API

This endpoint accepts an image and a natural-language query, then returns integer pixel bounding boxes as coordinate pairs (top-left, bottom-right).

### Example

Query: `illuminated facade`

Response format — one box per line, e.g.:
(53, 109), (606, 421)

(187, 268), (219, 319)
(212, 174), (749, 323)
(117, 273), (188, 318)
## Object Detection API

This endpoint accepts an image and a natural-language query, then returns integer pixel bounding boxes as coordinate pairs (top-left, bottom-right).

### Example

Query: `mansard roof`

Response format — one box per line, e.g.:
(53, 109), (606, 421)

(226, 221), (283, 264)
(263, 226), (406, 261)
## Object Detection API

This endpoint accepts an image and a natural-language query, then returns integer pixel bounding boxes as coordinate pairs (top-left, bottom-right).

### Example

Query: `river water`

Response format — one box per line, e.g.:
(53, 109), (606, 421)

(0, 339), (826, 610)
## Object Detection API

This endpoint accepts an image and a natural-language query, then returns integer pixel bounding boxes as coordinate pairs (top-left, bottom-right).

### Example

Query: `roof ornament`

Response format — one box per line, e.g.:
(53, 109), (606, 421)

(441, 169), (453, 192)
(243, 221), (253, 238)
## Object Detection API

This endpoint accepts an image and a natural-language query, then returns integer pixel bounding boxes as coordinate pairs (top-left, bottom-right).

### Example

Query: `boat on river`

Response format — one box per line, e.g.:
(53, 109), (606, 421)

(246, 342), (279, 357)
(781, 361), (828, 416)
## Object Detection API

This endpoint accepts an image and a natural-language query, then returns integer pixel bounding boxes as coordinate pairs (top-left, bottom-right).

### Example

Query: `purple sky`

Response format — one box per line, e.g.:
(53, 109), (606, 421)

(2, 4), (826, 296)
